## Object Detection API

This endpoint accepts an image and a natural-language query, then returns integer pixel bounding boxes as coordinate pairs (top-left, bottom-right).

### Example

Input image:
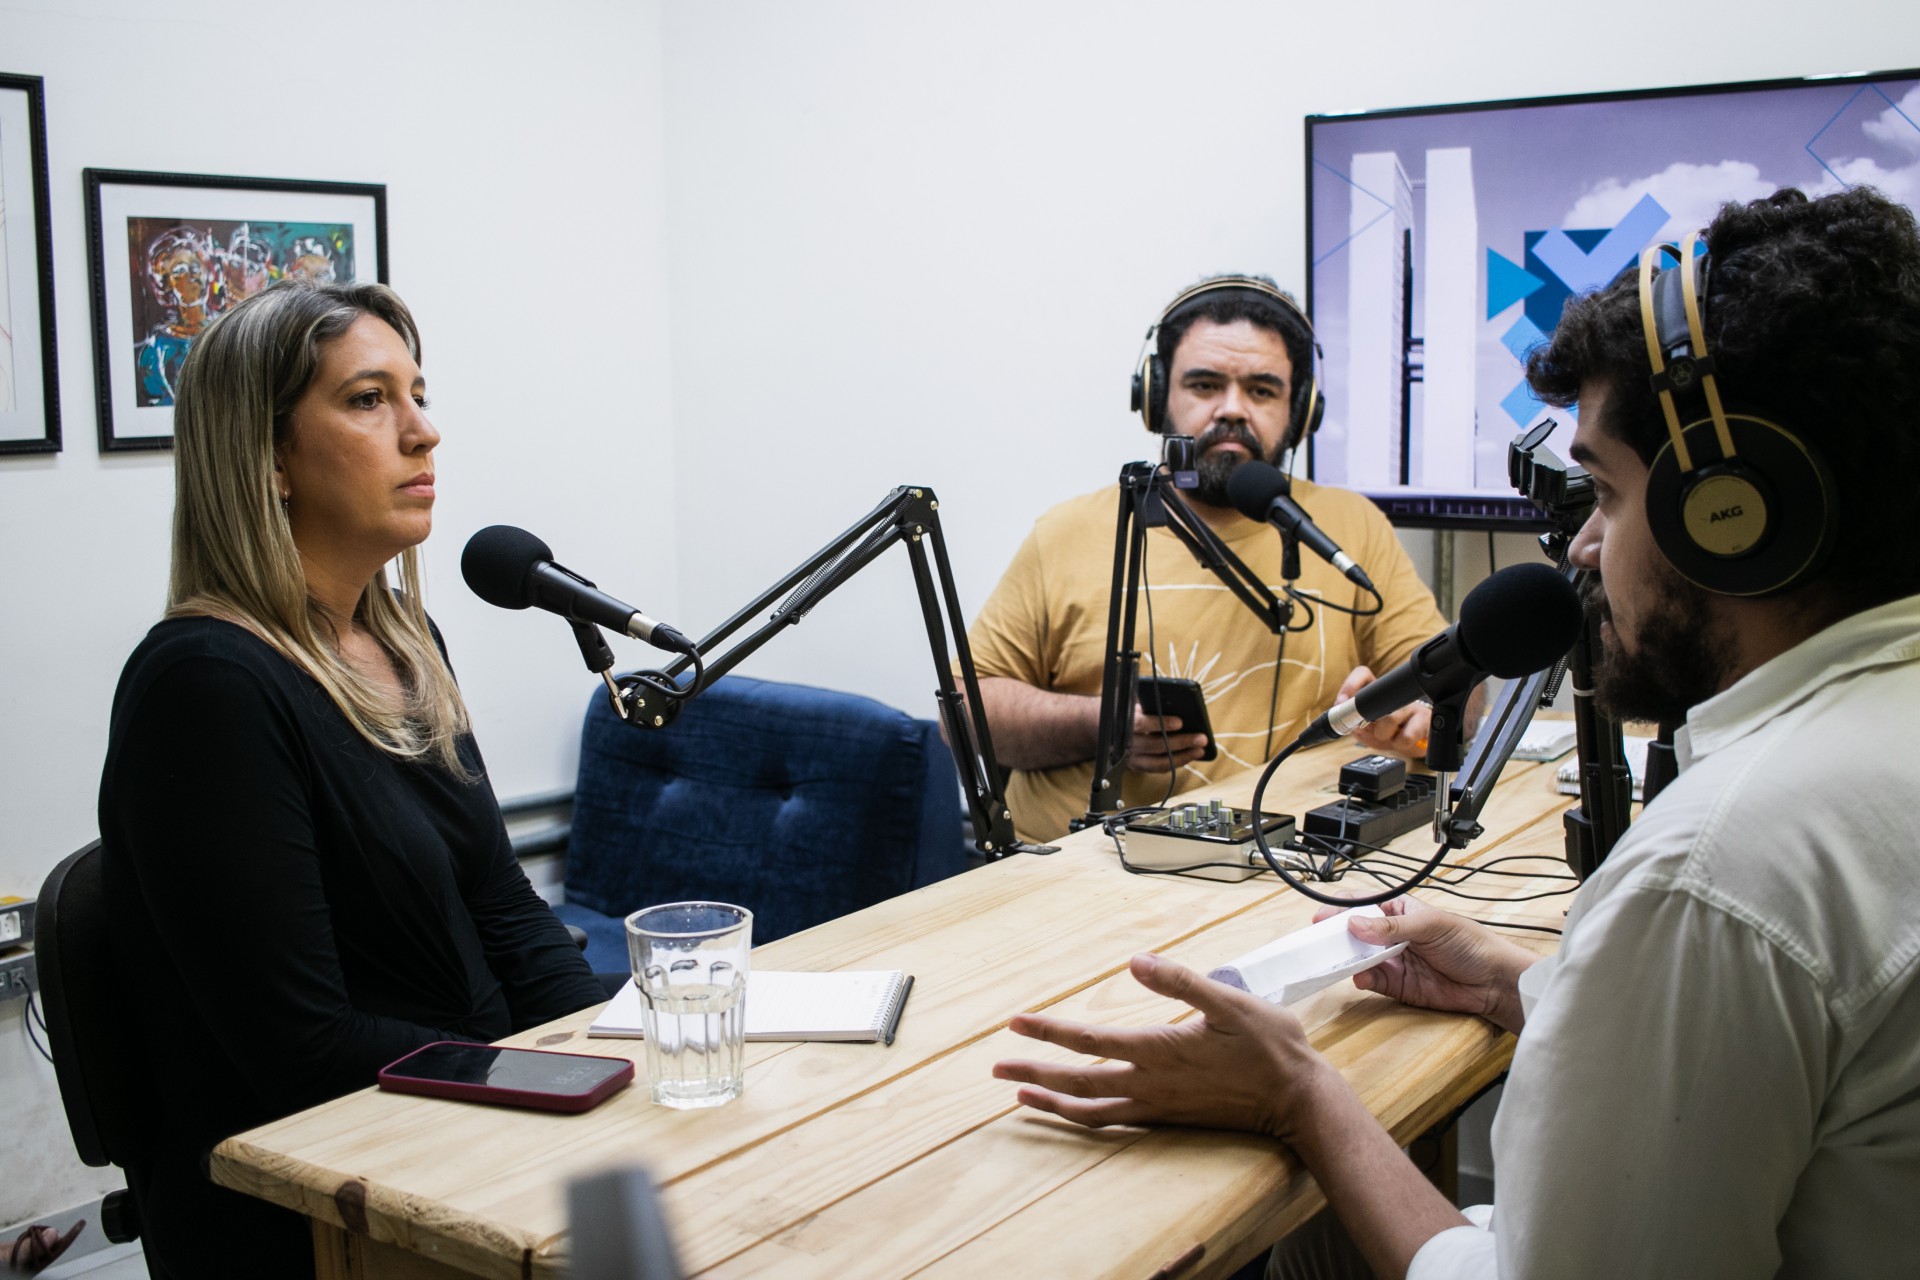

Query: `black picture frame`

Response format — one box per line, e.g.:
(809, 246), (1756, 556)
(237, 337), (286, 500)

(83, 168), (388, 453)
(0, 73), (60, 457)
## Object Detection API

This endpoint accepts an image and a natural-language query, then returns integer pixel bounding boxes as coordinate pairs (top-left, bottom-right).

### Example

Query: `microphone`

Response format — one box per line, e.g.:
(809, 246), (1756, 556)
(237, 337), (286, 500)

(1227, 461), (1375, 591)
(1294, 562), (1581, 749)
(461, 525), (695, 655)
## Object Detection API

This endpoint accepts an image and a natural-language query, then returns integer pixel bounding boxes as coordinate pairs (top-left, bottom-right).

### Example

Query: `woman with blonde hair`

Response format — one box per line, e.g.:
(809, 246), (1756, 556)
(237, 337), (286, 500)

(99, 279), (605, 1276)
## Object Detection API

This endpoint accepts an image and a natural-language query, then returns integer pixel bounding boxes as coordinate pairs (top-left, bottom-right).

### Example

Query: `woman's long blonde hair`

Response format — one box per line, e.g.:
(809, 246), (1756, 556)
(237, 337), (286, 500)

(168, 279), (472, 777)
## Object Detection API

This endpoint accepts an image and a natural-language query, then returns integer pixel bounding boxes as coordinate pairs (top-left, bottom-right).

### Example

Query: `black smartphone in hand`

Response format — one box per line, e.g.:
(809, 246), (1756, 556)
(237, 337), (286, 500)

(378, 1041), (634, 1113)
(1135, 675), (1217, 762)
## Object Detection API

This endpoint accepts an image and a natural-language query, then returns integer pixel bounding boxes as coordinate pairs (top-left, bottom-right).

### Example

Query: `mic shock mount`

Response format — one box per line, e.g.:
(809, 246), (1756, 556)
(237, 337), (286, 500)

(605, 485), (1054, 861)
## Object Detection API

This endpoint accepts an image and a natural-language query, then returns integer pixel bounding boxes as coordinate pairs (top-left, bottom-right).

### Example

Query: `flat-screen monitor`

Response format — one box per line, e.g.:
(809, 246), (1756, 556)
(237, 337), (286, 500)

(1304, 67), (1920, 530)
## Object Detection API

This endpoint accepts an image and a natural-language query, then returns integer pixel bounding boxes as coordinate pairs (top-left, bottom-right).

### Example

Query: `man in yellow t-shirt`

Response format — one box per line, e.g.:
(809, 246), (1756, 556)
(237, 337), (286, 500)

(966, 276), (1448, 842)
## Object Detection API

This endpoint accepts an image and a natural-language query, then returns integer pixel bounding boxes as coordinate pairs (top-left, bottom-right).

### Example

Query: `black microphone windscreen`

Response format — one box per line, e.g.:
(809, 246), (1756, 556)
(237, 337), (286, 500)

(461, 525), (553, 610)
(1455, 562), (1582, 678)
(1226, 459), (1291, 521)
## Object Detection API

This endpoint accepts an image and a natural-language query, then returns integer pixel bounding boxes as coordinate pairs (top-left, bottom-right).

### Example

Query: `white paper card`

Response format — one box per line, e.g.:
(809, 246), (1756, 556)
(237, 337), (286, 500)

(590, 970), (909, 1042)
(1207, 906), (1407, 1005)
(1512, 717), (1578, 761)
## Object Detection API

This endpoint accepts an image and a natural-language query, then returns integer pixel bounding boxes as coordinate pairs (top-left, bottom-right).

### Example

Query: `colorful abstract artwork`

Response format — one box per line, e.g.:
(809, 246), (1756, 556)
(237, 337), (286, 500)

(125, 219), (356, 407)
(85, 169), (385, 451)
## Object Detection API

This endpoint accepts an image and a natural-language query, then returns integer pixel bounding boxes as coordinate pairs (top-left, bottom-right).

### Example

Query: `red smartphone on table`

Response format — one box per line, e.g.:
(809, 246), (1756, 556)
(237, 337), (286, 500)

(377, 1041), (634, 1114)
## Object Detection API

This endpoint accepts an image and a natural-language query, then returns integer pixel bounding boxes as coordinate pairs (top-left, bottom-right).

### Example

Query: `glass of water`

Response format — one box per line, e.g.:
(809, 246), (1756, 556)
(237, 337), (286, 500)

(625, 901), (752, 1108)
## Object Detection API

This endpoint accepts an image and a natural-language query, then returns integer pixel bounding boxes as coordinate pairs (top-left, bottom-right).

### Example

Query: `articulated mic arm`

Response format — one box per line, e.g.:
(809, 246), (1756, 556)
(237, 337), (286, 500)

(1447, 419), (1637, 875)
(1083, 454), (1296, 825)
(609, 485), (1054, 861)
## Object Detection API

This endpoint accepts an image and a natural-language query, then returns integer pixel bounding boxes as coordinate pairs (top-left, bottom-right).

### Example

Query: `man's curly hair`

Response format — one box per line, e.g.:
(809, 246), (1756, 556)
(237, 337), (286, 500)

(1526, 186), (1920, 610)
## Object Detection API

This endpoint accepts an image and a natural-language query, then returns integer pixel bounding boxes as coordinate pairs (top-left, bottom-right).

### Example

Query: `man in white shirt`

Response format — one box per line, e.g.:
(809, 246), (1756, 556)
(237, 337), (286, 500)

(992, 185), (1920, 1278)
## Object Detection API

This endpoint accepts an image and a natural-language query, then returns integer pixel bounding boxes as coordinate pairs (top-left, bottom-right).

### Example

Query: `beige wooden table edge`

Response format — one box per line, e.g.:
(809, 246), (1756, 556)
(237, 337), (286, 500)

(210, 760), (1570, 1280)
(210, 1135), (555, 1280)
(209, 972), (1525, 1280)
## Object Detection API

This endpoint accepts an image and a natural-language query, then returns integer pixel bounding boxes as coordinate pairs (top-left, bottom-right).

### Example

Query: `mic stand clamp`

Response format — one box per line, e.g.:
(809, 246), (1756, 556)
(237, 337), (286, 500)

(617, 486), (1054, 861)
(1278, 527), (1302, 584)
(1422, 689), (1471, 846)
(567, 620), (639, 723)
(617, 681), (678, 729)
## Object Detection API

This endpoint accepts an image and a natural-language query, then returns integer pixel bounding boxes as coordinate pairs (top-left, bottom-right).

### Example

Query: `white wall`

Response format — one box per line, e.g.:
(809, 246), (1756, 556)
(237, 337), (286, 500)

(7, 0), (1918, 1234)
(656, 0), (1920, 717)
(0, 0), (673, 1225)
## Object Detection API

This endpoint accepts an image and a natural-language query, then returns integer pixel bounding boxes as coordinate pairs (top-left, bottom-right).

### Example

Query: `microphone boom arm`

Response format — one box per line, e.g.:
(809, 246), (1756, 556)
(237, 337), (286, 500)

(621, 485), (1053, 860)
(1436, 419), (1634, 872)
(1084, 459), (1295, 824)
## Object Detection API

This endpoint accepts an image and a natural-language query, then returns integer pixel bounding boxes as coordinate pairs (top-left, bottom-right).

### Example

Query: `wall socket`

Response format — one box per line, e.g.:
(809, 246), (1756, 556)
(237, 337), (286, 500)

(0, 897), (34, 950)
(0, 950), (37, 1003)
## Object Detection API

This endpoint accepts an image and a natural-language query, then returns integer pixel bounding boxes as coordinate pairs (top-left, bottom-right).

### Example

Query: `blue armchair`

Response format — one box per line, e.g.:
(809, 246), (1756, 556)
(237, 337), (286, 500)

(554, 675), (969, 971)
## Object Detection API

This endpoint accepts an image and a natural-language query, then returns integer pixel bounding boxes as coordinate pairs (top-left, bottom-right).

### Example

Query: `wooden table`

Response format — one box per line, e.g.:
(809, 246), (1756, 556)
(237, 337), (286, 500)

(211, 747), (1579, 1279)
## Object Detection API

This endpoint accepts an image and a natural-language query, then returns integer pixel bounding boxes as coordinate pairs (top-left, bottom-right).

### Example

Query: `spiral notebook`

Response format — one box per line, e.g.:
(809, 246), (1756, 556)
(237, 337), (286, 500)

(1555, 733), (1653, 802)
(588, 970), (915, 1045)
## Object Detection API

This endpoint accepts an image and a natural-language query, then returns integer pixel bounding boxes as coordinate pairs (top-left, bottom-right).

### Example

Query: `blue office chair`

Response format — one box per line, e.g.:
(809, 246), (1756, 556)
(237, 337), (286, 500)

(555, 675), (968, 971)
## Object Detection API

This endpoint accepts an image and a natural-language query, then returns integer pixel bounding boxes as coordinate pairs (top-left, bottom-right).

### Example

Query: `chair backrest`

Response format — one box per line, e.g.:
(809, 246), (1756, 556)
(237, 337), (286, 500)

(567, 675), (968, 943)
(38, 840), (144, 1171)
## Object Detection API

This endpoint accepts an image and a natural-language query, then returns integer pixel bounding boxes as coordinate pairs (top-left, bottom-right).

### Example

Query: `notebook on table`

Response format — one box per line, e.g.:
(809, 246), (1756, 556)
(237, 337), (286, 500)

(1511, 716), (1578, 761)
(1555, 733), (1653, 802)
(589, 970), (915, 1045)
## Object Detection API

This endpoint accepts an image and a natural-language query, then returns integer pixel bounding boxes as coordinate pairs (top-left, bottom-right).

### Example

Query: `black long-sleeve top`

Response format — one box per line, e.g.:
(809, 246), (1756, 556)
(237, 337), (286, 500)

(99, 615), (603, 1274)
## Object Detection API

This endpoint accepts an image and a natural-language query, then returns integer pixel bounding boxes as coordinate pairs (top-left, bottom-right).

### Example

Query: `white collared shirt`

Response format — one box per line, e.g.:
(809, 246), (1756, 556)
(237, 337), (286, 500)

(1411, 593), (1920, 1278)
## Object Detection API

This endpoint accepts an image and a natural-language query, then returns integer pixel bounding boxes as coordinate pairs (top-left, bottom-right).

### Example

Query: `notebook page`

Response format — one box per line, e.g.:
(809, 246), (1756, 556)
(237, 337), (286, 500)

(589, 970), (907, 1041)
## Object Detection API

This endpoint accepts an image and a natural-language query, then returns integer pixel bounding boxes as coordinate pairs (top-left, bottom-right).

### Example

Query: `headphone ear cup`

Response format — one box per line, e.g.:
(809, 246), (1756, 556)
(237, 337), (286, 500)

(1291, 384), (1325, 451)
(1645, 415), (1838, 597)
(1133, 354), (1168, 433)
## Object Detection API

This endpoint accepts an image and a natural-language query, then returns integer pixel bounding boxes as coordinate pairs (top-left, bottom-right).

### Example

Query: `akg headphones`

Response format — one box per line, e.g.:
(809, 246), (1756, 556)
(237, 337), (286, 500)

(1637, 233), (1837, 597)
(1130, 275), (1326, 450)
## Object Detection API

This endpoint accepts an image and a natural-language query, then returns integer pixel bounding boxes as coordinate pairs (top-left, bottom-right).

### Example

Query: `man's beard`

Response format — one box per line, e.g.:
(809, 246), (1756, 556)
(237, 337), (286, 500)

(1584, 558), (1737, 724)
(1189, 422), (1282, 507)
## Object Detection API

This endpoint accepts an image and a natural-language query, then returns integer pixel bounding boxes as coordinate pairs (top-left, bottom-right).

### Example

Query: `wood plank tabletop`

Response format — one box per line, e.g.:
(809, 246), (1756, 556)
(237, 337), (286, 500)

(211, 746), (1580, 1280)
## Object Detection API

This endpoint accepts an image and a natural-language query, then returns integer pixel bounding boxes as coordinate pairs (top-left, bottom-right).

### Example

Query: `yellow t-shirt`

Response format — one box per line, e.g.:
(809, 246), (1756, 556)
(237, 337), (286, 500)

(965, 479), (1448, 842)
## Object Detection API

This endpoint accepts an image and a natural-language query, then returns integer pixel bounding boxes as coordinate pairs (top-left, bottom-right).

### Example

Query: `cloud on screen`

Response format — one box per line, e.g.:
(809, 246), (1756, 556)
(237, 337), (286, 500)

(1861, 85), (1920, 155)
(1561, 162), (1776, 241)
(1806, 86), (1920, 207)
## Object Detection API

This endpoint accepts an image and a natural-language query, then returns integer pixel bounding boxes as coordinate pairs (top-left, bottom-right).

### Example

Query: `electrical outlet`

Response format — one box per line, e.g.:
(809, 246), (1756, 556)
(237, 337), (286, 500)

(0, 895), (35, 950)
(0, 949), (36, 1003)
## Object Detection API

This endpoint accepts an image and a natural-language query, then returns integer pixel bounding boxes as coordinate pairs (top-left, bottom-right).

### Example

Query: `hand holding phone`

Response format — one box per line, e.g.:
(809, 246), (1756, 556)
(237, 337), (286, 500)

(378, 1041), (634, 1114)
(1134, 675), (1217, 765)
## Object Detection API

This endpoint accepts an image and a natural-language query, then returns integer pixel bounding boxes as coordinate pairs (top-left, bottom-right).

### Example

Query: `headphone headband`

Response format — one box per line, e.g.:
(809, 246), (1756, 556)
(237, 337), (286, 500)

(1131, 275), (1325, 443)
(1157, 275), (1311, 331)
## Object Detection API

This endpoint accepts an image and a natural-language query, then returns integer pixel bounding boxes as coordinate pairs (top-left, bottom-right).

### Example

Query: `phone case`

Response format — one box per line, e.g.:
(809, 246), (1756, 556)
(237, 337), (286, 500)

(377, 1041), (635, 1114)
(1136, 677), (1217, 762)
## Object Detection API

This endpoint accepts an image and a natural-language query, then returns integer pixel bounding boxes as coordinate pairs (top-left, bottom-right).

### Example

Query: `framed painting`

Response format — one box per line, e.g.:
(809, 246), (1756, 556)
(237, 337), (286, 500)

(0, 73), (60, 456)
(83, 169), (387, 452)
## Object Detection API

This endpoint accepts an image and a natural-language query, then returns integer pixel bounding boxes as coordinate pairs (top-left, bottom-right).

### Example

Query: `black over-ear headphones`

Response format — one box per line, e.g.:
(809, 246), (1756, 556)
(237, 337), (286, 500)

(1130, 275), (1326, 449)
(1637, 233), (1837, 597)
